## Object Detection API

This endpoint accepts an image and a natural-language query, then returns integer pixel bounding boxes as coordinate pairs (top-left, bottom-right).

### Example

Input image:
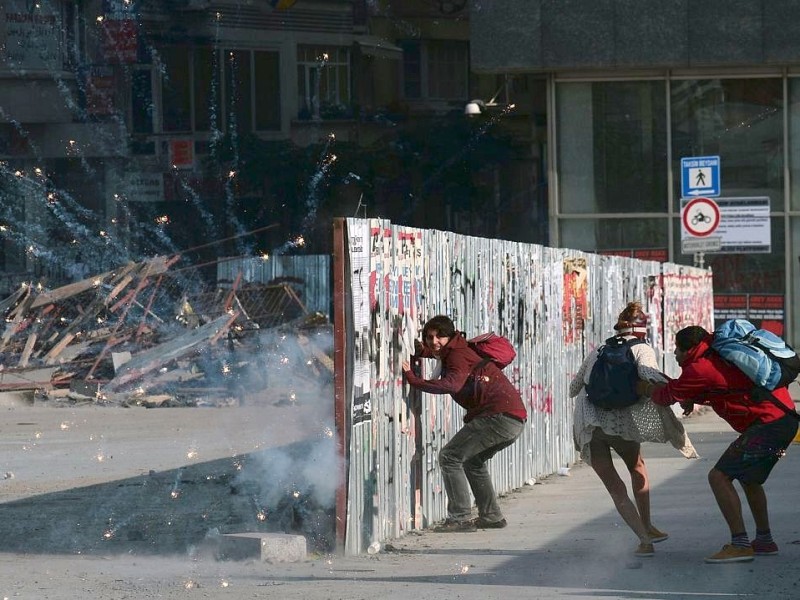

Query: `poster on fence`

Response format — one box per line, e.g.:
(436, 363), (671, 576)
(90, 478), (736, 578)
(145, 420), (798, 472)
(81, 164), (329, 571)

(349, 218), (372, 425)
(563, 257), (588, 343)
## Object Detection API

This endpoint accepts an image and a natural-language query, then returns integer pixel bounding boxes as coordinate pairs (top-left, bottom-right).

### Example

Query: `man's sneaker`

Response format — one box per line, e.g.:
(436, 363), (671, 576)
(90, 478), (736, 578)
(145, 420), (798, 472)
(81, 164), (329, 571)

(432, 519), (477, 533)
(634, 542), (655, 557)
(751, 539), (779, 556)
(704, 544), (755, 563)
(647, 527), (669, 543)
(474, 517), (507, 529)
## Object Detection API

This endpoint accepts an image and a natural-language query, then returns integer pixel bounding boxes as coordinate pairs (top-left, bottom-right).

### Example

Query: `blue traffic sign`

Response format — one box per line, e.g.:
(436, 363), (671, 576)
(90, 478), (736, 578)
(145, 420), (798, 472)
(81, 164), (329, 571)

(681, 156), (720, 198)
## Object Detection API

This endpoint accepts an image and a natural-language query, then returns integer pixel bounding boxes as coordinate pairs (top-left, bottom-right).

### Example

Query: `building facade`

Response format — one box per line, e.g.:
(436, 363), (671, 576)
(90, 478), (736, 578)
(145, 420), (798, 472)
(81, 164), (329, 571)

(1, 1), (546, 294)
(472, 0), (800, 345)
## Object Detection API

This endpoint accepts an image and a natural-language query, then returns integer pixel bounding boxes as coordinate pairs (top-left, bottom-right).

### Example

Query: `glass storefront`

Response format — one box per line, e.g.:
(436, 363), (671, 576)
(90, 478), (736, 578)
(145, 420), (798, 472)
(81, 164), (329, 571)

(671, 78), (783, 210)
(790, 79), (800, 211)
(555, 74), (797, 342)
(560, 217), (667, 253)
(557, 81), (667, 215)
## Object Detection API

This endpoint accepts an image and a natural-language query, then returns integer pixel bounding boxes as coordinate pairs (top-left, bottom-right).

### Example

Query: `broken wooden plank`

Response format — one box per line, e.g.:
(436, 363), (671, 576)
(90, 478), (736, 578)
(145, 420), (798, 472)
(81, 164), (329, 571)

(104, 312), (239, 391)
(105, 274), (134, 305)
(29, 275), (108, 309)
(0, 285), (28, 316)
(43, 333), (76, 365)
(0, 366), (59, 390)
(18, 333), (37, 368)
(297, 334), (334, 373)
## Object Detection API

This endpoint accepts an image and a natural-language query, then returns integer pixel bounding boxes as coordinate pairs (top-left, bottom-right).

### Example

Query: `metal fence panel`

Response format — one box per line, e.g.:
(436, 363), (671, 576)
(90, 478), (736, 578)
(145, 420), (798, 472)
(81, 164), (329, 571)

(338, 218), (713, 554)
(217, 255), (331, 317)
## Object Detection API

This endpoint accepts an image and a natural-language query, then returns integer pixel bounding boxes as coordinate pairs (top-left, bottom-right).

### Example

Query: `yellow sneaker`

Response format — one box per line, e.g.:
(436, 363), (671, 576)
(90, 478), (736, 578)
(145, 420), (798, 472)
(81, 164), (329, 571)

(704, 544), (754, 564)
(635, 542), (655, 557)
(648, 527), (669, 543)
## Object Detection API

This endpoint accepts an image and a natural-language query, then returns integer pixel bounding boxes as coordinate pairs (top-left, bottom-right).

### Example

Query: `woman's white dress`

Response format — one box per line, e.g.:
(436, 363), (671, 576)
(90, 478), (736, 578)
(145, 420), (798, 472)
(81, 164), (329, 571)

(570, 336), (698, 466)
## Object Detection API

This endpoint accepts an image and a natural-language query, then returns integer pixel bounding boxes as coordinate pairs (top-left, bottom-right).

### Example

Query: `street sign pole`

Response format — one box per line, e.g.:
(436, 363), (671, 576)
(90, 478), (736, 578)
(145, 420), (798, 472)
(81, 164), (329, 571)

(693, 252), (705, 269)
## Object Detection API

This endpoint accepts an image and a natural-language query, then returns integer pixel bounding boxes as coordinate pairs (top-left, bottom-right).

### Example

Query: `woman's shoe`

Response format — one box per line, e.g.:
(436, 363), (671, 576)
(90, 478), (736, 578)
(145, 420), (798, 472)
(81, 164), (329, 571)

(648, 527), (669, 543)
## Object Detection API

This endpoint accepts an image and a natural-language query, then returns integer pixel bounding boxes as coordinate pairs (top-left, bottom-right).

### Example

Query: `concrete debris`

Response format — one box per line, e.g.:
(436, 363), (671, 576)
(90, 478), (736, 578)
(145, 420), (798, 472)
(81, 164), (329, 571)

(0, 256), (333, 407)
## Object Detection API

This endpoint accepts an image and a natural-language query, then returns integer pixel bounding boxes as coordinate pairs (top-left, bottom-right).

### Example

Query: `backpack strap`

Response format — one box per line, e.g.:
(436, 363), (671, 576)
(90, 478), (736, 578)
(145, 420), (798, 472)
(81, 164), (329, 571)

(750, 386), (800, 421)
(471, 357), (491, 373)
(676, 382), (800, 421)
(705, 347), (800, 419)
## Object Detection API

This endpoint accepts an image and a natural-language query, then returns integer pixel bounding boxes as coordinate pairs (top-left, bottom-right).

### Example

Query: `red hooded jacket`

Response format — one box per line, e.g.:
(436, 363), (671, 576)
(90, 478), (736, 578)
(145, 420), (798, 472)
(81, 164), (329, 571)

(651, 334), (794, 433)
(404, 332), (527, 423)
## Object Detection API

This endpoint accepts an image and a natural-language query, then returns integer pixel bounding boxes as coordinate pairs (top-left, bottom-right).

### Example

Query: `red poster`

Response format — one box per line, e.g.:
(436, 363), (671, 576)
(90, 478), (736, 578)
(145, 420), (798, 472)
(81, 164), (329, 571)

(748, 294), (785, 335)
(598, 249), (632, 258)
(563, 258), (588, 343)
(633, 248), (668, 262)
(85, 66), (116, 116)
(599, 248), (668, 262)
(101, 19), (138, 64)
(169, 140), (195, 169)
(713, 293), (785, 335)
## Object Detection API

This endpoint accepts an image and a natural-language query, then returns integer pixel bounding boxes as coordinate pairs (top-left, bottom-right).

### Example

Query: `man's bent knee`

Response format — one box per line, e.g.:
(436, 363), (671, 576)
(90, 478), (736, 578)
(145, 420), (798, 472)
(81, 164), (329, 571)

(438, 448), (463, 470)
(708, 467), (731, 486)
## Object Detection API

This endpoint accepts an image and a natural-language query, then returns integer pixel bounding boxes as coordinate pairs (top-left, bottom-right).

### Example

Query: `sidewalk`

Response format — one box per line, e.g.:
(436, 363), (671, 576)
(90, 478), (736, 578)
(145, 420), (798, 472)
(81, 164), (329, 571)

(1, 407), (799, 599)
(284, 407), (800, 600)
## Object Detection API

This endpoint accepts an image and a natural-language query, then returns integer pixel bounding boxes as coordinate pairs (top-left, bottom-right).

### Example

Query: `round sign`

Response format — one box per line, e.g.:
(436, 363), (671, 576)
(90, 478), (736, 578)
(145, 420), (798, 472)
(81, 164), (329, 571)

(682, 197), (721, 237)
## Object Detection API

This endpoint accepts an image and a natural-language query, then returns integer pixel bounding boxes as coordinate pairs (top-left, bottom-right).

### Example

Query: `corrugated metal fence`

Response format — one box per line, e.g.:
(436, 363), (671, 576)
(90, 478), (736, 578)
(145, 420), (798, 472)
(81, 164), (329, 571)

(333, 218), (713, 555)
(217, 254), (331, 317)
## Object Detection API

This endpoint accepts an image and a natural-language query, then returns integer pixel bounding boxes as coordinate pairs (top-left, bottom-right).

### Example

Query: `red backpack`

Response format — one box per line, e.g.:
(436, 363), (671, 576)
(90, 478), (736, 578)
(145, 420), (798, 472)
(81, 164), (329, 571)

(467, 332), (516, 369)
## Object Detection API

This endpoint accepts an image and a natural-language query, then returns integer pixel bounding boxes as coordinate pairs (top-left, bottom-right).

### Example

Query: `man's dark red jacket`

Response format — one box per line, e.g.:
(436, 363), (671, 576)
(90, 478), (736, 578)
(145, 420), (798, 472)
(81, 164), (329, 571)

(404, 332), (527, 423)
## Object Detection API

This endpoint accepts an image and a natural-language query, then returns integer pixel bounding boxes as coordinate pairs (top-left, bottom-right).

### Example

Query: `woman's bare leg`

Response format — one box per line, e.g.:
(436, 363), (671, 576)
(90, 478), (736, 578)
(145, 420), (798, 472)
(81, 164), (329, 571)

(589, 435), (649, 543)
(613, 439), (652, 530)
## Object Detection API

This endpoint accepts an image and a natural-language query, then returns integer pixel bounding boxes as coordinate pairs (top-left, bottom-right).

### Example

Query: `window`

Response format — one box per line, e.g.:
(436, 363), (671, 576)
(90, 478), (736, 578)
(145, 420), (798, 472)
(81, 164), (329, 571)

(297, 46), (350, 119)
(671, 78), (783, 211)
(401, 40), (468, 101)
(560, 217), (667, 253)
(557, 81), (668, 214)
(193, 47), (216, 133)
(63, 1), (83, 69)
(254, 51), (281, 130)
(131, 67), (154, 134)
(141, 46), (281, 135)
(786, 78), (800, 210)
(224, 50), (253, 134)
(161, 47), (192, 133)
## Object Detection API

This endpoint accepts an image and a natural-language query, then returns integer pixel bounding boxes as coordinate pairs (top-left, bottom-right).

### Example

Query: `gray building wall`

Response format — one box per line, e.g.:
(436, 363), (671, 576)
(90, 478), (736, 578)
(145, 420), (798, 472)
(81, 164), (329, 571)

(470, 0), (800, 72)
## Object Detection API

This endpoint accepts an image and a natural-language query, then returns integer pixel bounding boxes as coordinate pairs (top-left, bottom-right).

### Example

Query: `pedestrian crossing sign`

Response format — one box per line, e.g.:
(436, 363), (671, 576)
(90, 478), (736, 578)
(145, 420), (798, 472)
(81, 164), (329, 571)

(681, 156), (720, 198)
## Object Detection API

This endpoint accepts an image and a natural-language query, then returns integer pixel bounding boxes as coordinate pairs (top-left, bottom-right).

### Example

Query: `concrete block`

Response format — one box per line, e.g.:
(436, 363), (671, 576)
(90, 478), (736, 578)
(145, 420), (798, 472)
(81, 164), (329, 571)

(217, 532), (307, 563)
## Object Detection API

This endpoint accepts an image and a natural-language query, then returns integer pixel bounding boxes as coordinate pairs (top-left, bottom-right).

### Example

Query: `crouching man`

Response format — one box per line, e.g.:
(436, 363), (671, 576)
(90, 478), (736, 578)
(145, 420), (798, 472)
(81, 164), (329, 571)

(647, 325), (798, 564)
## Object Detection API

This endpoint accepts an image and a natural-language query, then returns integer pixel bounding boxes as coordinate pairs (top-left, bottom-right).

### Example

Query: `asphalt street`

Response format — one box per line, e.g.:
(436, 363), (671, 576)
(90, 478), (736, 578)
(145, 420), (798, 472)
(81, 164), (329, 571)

(1, 402), (800, 599)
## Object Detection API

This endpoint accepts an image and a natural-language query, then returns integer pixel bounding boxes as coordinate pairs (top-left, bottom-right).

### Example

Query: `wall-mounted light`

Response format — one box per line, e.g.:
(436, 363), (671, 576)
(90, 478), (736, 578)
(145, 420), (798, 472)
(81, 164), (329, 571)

(464, 74), (513, 116)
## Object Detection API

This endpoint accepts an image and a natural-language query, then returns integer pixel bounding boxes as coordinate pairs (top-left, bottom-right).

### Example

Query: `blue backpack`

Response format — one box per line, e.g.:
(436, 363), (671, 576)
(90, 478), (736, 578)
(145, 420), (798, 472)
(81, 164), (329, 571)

(711, 319), (800, 390)
(586, 337), (645, 410)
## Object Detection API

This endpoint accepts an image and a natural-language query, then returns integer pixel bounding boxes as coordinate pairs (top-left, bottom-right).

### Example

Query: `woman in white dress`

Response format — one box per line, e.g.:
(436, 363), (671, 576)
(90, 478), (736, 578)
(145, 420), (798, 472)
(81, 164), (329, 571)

(570, 301), (698, 557)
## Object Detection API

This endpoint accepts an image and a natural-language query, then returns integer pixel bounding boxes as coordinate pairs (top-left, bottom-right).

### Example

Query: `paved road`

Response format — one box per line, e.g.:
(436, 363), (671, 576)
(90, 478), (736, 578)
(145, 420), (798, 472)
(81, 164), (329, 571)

(1, 404), (799, 599)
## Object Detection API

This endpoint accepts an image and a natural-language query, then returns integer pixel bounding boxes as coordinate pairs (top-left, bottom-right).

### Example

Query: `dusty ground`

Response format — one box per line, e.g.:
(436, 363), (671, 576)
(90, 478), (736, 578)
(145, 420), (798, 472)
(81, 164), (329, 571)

(0, 398), (337, 558)
(3, 401), (800, 600)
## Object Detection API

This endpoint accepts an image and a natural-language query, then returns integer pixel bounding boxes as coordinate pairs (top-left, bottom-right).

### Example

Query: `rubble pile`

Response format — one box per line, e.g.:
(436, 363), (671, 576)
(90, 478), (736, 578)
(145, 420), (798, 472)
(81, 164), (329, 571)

(0, 256), (333, 407)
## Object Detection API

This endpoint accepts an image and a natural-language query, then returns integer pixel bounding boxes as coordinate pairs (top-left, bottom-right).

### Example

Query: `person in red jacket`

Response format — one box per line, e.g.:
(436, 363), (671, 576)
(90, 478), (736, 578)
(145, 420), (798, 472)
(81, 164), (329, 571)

(648, 325), (798, 564)
(402, 315), (527, 532)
